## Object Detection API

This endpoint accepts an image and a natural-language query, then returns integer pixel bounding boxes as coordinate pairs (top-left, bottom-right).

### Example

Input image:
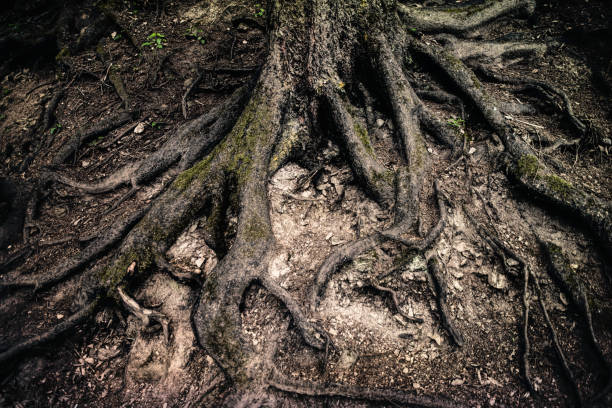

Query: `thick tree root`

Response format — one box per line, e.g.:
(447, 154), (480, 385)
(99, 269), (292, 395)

(269, 370), (463, 408)
(427, 258), (464, 347)
(0, 300), (98, 369)
(323, 90), (394, 206)
(398, 0), (535, 36)
(54, 84), (251, 195)
(0, 206), (149, 294)
(437, 35), (545, 63)
(118, 287), (169, 342)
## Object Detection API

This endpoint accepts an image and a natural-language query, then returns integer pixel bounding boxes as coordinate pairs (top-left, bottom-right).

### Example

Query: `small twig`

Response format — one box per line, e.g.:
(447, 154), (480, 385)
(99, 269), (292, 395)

(368, 279), (423, 323)
(182, 69), (204, 119)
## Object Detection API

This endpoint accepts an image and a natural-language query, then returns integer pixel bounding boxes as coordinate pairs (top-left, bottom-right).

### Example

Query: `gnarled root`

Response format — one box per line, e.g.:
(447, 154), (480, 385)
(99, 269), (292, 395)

(427, 257), (464, 347)
(0, 300), (98, 369)
(398, 0), (535, 36)
(269, 369), (463, 408)
(118, 286), (169, 343)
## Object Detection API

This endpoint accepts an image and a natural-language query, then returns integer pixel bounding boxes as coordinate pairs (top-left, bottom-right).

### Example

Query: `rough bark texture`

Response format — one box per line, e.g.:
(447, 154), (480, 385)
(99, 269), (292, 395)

(1, 0), (611, 406)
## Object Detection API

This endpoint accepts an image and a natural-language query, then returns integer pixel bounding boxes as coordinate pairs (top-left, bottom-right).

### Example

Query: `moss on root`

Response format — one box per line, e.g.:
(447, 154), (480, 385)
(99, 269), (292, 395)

(354, 122), (374, 156)
(173, 93), (273, 192)
(517, 154), (539, 178)
(544, 174), (573, 199)
(97, 248), (155, 297)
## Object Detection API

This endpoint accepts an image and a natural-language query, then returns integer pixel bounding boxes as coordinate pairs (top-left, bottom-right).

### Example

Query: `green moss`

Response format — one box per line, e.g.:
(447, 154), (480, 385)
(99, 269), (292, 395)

(55, 47), (70, 62)
(372, 169), (395, 185)
(517, 154), (539, 178)
(243, 216), (270, 240)
(544, 175), (573, 198)
(354, 122), (373, 155)
(174, 93), (273, 191)
(97, 248), (155, 296)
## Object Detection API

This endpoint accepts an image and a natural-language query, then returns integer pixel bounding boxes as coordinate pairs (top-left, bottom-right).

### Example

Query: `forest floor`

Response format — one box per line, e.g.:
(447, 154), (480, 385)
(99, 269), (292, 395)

(0, 1), (611, 407)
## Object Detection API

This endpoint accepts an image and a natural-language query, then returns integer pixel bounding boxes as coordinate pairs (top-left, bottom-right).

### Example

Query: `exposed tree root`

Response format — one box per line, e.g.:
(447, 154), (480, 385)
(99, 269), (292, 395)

(52, 110), (133, 165)
(398, 0), (535, 36)
(0, 206), (149, 294)
(269, 370), (463, 408)
(0, 300), (98, 369)
(323, 90), (394, 206)
(427, 257), (464, 347)
(118, 286), (169, 343)
(366, 279), (424, 324)
(436, 35), (545, 63)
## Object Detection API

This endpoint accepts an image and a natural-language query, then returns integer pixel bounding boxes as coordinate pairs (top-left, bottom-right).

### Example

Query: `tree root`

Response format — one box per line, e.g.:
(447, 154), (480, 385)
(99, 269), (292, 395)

(269, 370), (463, 408)
(54, 84), (251, 195)
(366, 278), (424, 324)
(436, 35), (545, 63)
(258, 276), (327, 350)
(427, 258), (464, 346)
(52, 110), (133, 165)
(539, 240), (612, 402)
(118, 287), (169, 343)
(0, 206), (149, 294)
(0, 300), (98, 369)
(323, 90), (394, 206)
(398, 0), (535, 36)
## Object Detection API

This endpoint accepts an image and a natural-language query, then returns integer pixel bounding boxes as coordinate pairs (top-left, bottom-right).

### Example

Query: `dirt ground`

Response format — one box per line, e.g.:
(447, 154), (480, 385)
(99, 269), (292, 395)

(0, 0), (611, 407)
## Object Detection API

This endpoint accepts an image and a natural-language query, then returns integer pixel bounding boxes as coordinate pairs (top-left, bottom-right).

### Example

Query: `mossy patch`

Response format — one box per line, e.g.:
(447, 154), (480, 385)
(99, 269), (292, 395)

(517, 154), (539, 178)
(354, 122), (374, 156)
(544, 174), (573, 198)
(173, 93), (273, 191)
(97, 248), (155, 296)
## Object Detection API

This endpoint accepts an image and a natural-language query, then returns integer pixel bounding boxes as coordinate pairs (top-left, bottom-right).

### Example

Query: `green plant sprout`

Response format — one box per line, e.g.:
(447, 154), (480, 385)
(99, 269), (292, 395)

(142, 32), (166, 49)
(447, 117), (465, 129)
(186, 27), (206, 45)
(50, 123), (62, 135)
(88, 135), (105, 146)
(254, 4), (264, 17)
